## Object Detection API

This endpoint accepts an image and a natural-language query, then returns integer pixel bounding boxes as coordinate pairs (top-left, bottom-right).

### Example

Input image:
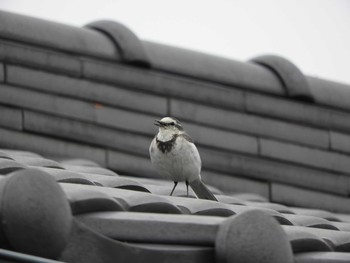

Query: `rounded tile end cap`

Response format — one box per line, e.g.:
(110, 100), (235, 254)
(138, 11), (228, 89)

(250, 54), (314, 102)
(0, 168), (72, 259)
(86, 20), (150, 67)
(216, 209), (293, 263)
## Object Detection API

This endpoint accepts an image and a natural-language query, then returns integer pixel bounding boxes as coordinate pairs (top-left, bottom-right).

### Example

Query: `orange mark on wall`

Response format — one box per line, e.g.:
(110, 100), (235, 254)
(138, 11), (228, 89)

(94, 103), (103, 109)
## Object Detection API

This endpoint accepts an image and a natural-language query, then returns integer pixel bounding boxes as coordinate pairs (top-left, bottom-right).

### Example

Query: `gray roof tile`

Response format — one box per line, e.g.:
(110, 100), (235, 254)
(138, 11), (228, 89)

(291, 208), (342, 222)
(335, 214), (350, 223)
(62, 183), (183, 214)
(0, 151), (13, 160)
(0, 149), (43, 158)
(61, 183), (125, 214)
(77, 211), (221, 245)
(294, 252), (350, 263)
(308, 76), (350, 112)
(332, 222), (350, 232)
(228, 193), (269, 202)
(0, 158), (25, 174)
(284, 226), (350, 252)
(86, 20), (150, 66)
(216, 210), (294, 263)
(244, 201), (294, 214)
(0, 10), (119, 60)
(143, 41), (285, 95)
(0, 168), (72, 259)
(1, 154), (350, 262)
(84, 174), (150, 192)
(36, 166), (95, 184)
(11, 156), (64, 169)
(207, 195), (246, 205)
(58, 158), (100, 167)
(250, 55), (313, 101)
(283, 214), (339, 230)
(62, 164), (118, 176)
(284, 227), (332, 253)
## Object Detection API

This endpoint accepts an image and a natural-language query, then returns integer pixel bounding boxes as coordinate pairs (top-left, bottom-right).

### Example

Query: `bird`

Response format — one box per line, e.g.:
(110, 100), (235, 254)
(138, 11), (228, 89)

(149, 117), (217, 201)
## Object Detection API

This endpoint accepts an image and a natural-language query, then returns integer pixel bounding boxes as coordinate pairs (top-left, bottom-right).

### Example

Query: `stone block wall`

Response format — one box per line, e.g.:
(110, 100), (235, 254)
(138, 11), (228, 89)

(1, 10), (350, 212)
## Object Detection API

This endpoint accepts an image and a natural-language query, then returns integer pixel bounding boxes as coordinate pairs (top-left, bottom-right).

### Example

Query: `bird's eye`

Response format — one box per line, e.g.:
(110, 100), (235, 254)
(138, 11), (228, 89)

(170, 122), (175, 126)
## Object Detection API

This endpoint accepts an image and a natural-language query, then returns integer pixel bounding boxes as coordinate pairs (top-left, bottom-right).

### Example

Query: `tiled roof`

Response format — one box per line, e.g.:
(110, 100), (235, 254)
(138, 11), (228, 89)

(2, 150), (350, 262)
(1, 9), (350, 262)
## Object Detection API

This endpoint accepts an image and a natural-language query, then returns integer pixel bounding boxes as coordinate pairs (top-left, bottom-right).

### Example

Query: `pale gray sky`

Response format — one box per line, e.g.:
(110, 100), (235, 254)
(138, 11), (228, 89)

(1, 0), (350, 85)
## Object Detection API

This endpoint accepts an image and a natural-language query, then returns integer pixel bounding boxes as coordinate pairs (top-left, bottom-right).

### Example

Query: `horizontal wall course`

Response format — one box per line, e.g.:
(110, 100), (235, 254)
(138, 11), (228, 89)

(0, 105), (22, 130)
(271, 183), (350, 214)
(2, 10), (350, 116)
(330, 131), (350, 155)
(246, 92), (350, 133)
(94, 106), (157, 135)
(143, 41), (285, 95)
(198, 146), (350, 196)
(0, 84), (157, 134)
(107, 150), (155, 177)
(260, 139), (350, 175)
(308, 76), (350, 112)
(24, 111), (151, 156)
(0, 40), (81, 77)
(183, 121), (258, 155)
(201, 170), (269, 198)
(3, 10), (350, 114)
(7, 65), (167, 115)
(0, 127), (107, 166)
(0, 62), (3, 81)
(0, 10), (119, 60)
(0, 83), (95, 121)
(171, 99), (329, 149)
(83, 60), (245, 111)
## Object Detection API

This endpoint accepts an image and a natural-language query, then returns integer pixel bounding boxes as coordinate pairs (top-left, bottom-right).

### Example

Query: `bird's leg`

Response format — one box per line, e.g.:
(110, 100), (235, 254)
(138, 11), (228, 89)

(186, 181), (189, 197)
(170, 181), (178, 196)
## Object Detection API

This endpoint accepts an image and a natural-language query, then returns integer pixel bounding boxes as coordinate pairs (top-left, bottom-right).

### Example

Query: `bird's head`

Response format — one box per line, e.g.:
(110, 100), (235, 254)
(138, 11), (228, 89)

(154, 117), (183, 133)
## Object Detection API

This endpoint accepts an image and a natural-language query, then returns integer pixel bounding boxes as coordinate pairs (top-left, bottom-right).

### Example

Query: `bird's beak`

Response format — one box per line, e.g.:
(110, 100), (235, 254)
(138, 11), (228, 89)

(154, 120), (164, 127)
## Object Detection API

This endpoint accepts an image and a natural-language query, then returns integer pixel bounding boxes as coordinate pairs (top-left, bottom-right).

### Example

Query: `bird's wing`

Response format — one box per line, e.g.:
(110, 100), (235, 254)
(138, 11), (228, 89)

(149, 136), (157, 157)
(178, 133), (194, 143)
(177, 132), (202, 176)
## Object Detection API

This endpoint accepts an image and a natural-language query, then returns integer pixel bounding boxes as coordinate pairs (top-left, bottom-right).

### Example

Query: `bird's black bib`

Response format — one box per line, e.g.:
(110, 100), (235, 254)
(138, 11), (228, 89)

(156, 135), (177, 153)
(155, 133), (193, 154)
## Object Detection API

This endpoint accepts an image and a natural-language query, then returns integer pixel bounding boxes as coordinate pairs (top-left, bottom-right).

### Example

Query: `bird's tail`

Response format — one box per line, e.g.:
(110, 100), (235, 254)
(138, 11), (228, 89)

(189, 178), (218, 201)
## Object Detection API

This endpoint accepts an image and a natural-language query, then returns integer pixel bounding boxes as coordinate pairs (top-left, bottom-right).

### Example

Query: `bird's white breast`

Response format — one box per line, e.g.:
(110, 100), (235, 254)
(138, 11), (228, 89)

(149, 134), (201, 183)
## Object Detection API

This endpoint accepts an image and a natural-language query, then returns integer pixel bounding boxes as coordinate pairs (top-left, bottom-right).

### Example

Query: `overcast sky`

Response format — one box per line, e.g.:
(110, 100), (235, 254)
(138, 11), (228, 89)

(1, 0), (350, 85)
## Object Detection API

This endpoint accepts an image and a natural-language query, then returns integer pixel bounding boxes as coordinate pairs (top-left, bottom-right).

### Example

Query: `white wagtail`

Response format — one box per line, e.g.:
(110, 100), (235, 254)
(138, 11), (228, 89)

(149, 117), (217, 201)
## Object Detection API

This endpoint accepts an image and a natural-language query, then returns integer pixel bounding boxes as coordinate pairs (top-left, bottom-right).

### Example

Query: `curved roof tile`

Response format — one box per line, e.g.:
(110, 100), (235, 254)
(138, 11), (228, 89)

(86, 20), (150, 67)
